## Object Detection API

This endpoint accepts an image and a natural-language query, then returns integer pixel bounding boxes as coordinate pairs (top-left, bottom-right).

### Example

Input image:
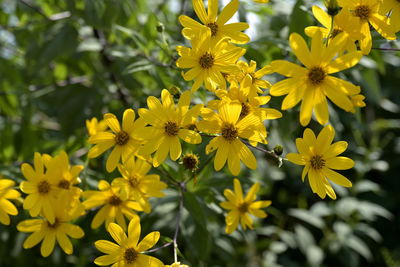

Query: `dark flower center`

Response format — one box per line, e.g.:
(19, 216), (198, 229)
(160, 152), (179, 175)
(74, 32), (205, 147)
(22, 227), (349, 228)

(330, 28), (343, 39)
(108, 195), (122, 206)
(115, 131), (129, 146)
(310, 155), (326, 170)
(164, 121), (180, 136)
(128, 175), (140, 188)
(58, 179), (70, 189)
(308, 67), (326, 85)
(124, 248), (138, 264)
(239, 103), (251, 119)
(221, 123), (238, 142)
(199, 52), (214, 69)
(38, 180), (51, 194)
(354, 5), (371, 20)
(182, 154), (199, 170)
(238, 202), (249, 213)
(47, 219), (60, 229)
(207, 22), (219, 36)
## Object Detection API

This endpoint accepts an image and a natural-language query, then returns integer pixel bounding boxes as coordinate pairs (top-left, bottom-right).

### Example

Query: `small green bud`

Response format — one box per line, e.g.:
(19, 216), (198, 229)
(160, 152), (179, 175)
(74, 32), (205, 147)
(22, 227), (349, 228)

(168, 85), (182, 97)
(324, 0), (341, 16)
(156, 22), (165, 33)
(273, 145), (283, 156)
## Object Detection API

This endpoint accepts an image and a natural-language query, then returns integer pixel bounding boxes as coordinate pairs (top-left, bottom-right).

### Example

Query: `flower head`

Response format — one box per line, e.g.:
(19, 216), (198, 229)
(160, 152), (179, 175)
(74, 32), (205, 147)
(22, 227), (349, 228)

(86, 117), (108, 136)
(94, 216), (163, 267)
(220, 178), (271, 234)
(0, 178), (21, 225)
(286, 125), (354, 199)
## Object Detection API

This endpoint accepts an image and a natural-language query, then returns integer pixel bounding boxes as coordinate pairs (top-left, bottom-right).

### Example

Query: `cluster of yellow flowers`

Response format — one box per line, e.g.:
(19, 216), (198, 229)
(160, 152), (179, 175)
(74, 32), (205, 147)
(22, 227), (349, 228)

(2, 0), (398, 266)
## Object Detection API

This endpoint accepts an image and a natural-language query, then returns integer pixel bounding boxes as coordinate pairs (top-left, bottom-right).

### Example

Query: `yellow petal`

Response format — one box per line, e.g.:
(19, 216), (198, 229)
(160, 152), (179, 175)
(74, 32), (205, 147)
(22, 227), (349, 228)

(216, 0), (238, 25)
(56, 232), (73, 254)
(95, 240), (120, 254)
(136, 231), (160, 252)
(107, 223), (127, 245)
(325, 157), (354, 170)
(315, 125), (335, 155)
(289, 33), (313, 68)
(41, 232), (56, 257)
(23, 230), (45, 249)
(106, 146), (122, 172)
(322, 168), (352, 187)
(94, 255), (119, 266)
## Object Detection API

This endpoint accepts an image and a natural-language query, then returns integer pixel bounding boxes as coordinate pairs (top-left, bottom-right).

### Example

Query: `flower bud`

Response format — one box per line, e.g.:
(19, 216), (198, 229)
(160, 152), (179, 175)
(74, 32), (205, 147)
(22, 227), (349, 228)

(273, 145), (283, 156)
(181, 153), (199, 171)
(324, 0), (341, 16)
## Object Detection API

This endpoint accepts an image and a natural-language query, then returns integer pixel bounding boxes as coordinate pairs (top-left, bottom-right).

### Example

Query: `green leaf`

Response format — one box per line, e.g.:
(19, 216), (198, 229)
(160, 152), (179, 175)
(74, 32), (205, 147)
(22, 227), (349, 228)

(183, 191), (207, 226)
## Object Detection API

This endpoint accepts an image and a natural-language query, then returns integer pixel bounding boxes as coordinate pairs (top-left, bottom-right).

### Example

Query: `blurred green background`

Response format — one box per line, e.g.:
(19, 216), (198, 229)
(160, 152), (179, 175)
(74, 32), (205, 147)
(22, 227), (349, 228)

(0, 0), (399, 266)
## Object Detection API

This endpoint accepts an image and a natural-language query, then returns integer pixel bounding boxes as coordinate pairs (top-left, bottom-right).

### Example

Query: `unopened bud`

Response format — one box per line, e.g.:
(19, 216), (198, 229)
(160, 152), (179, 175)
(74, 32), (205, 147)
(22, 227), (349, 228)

(324, 0), (341, 16)
(181, 153), (199, 171)
(168, 85), (181, 97)
(273, 145), (283, 156)
(156, 22), (165, 33)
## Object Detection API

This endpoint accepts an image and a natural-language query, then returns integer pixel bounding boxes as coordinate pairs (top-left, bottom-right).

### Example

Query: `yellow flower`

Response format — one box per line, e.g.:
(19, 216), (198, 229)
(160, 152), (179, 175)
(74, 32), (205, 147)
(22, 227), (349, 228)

(20, 152), (58, 224)
(165, 262), (189, 267)
(380, 0), (400, 32)
(17, 206), (84, 257)
(44, 151), (83, 210)
(286, 125), (354, 200)
(82, 180), (142, 230)
(86, 117), (108, 136)
(94, 217), (163, 267)
(270, 32), (363, 126)
(112, 157), (167, 213)
(350, 93), (366, 112)
(305, 6), (364, 53)
(176, 31), (245, 92)
(220, 178), (271, 234)
(179, 0), (250, 44)
(197, 101), (262, 175)
(338, 0), (396, 54)
(0, 178), (20, 225)
(254, 0), (269, 3)
(138, 90), (203, 167)
(227, 60), (272, 99)
(88, 109), (145, 172)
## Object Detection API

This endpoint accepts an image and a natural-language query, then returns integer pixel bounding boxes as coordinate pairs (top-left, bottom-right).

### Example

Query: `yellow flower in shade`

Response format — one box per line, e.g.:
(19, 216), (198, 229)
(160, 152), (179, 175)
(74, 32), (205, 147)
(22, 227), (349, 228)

(197, 101), (262, 175)
(138, 90), (203, 167)
(0, 178), (20, 225)
(286, 125), (354, 200)
(88, 109), (145, 172)
(86, 117), (108, 136)
(20, 153), (57, 224)
(44, 151), (83, 210)
(179, 0), (250, 44)
(112, 157), (167, 213)
(227, 60), (273, 99)
(94, 217), (163, 267)
(338, 0), (396, 54)
(82, 180), (142, 230)
(220, 178), (271, 234)
(305, 6), (364, 53)
(17, 206), (84, 257)
(270, 32), (363, 126)
(176, 31), (245, 92)
(380, 0), (400, 32)
(165, 262), (189, 267)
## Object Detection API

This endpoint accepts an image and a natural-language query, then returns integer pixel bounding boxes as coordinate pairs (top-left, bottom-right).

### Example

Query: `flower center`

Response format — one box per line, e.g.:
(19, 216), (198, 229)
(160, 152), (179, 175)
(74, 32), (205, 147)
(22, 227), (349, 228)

(108, 195), (123, 206)
(199, 52), (214, 69)
(38, 180), (51, 194)
(58, 179), (70, 189)
(128, 175), (140, 188)
(164, 121), (179, 136)
(185, 123), (197, 131)
(47, 219), (60, 229)
(238, 202), (249, 213)
(221, 123), (238, 142)
(310, 155), (325, 170)
(124, 247), (138, 264)
(330, 28), (343, 39)
(206, 22), (218, 36)
(308, 66), (326, 85)
(354, 5), (371, 20)
(239, 103), (251, 119)
(115, 131), (129, 146)
(182, 154), (199, 171)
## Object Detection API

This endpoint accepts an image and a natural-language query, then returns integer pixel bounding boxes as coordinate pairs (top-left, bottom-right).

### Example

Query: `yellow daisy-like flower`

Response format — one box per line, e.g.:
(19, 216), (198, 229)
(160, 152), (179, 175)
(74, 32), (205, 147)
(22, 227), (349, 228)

(179, 0), (250, 44)
(197, 101), (263, 175)
(227, 60), (272, 99)
(305, 6), (364, 53)
(270, 32), (363, 126)
(0, 178), (20, 225)
(94, 217), (163, 267)
(112, 157), (167, 213)
(86, 117), (108, 136)
(165, 262), (189, 267)
(45, 151), (83, 210)
(20, 152), (57, 224)
(138, 90), (202, 167)
(176, 31), (245, 92)
(338, 0), (396, 54)
(220, 178), (271, 234)
(380, 0), (400, 32)
(286, 125), (354, 200)
(82, 180), (142, 230)
(88, 109), (145, 172)
(17, 206), (85, 257)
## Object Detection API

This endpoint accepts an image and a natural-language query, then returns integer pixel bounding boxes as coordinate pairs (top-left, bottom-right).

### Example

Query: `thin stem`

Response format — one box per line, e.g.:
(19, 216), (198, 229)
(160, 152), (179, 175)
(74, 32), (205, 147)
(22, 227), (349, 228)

(146, 242), (173, 253)
(173, 182), (185, 263)
(19, 0), (49, 20)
